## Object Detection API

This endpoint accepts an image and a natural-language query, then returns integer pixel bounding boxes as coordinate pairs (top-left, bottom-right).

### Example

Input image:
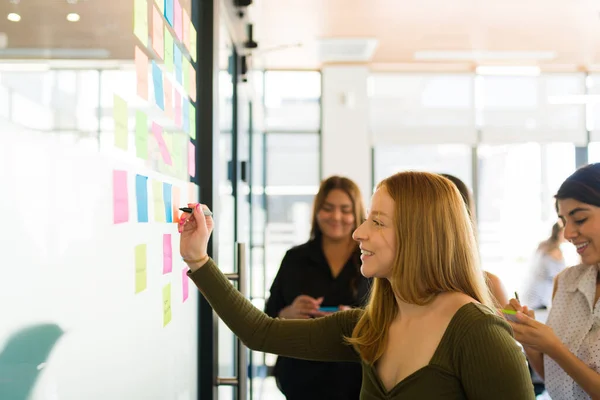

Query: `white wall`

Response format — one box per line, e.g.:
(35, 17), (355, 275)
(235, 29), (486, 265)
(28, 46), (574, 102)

(321, 66), (372, 198)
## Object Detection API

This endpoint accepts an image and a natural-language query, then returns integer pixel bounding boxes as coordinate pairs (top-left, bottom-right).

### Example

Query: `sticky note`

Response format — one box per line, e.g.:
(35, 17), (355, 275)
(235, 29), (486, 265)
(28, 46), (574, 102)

(152, 122), (173, 165)
(163, 182), (173, 223)
(133, 0), (148, 47)
(164, 76), (173, 120)
(135, 244), (147, 293)
(163, 283), (172, 327)
(113, 94), (128, 150)
(135, 46), (149, 100)
(189, 102), (196, 140)
(152, 179), (165, 222)
(182, 97), (189, 134)
(189, 21), (197, 62)
(154, 0), (164, 14)
(113, 170), (129, 224)
(189, 63), (196, 102)
(164, 30), (174, 73)
(183, 10), (191, 52)
(174, 89), (182, 128)
(172, 186), (181, 223)
(173, 0), (183, 41)
(135, 174), (149, 222)
(188, 182), (197, 203)
(135, 111), (149, 160)
(174, 46), (183, 84)
(152, 6), (164, 60)
(182, 267), (189, 302)
(164, 0), (174, 27)
(188, 142), (195, 177)
(163, 234), (172, 274)
(171, 133), (183, 175)
(152, 61), (165, 110)
(182, 57), (190, 91)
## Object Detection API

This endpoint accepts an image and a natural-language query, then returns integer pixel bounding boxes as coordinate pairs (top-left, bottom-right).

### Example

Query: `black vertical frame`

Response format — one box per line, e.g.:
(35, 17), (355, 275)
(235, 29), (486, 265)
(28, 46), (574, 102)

(191, 0), (218, 399)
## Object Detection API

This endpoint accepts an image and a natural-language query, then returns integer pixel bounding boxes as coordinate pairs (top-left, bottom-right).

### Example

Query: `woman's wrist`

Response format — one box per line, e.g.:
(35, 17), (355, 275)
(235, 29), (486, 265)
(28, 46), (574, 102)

(185, 254), (210, 272)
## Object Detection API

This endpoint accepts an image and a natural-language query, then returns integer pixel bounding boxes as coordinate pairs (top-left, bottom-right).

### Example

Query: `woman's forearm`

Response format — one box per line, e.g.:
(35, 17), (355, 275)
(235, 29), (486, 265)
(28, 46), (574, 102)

(548, 342), (600, 399)
(524, 348), (544, 380)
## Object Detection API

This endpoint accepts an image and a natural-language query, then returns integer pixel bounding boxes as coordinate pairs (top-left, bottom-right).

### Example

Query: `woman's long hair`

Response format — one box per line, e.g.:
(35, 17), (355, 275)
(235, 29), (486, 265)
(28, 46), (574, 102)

(345, 172), (493, 364)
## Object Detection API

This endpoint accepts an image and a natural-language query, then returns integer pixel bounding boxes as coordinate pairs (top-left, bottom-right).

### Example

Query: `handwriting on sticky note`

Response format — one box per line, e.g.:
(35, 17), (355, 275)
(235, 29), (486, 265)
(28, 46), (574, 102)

(135, 174), (149, 222)
(135, 244), (147, 293)
(135, 110), (149, 160)
(182, 268), (189, 302)
(163, 234), (172, 274)
(113, 94), (129, 150)
(152, 179), (165, 222)
(113, 170), (129, 224)
(188, 142), (195, 178)
(163, 182), (173, 223)
(134, 0), (149, 47)
(152, 6), (165, 60)
(135, 46), (149, 100)
(163, 283), (172, 327)
(152, 122), (173, 165)
(152, 61), (165, 110)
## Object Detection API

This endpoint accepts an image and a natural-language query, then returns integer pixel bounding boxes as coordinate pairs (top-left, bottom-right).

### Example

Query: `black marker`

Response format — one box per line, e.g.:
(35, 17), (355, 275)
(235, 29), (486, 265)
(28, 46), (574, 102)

(179, 207), (213, 216)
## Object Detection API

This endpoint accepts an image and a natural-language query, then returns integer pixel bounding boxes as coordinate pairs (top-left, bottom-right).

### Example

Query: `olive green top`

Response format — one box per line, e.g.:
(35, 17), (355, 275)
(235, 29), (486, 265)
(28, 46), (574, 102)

(189, 259), (535, 399)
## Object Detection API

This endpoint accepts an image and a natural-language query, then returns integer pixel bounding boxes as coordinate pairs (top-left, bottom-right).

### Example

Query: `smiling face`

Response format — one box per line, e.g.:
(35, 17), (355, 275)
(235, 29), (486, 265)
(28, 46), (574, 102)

(316, 189), (356, 241)
(352, 187), (397, 279)
(557, 198), (600, 265)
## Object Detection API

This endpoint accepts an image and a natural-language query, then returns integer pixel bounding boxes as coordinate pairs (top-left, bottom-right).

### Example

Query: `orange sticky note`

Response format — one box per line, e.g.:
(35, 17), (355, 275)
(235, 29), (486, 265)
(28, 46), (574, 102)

(152, 6), (164, 60)
(164, 76), (173, 120)
(172, 186), (180, 223)
(189, 63), (196, 102)
(135, 46), (149, 100)
(182, 10), (191, 52)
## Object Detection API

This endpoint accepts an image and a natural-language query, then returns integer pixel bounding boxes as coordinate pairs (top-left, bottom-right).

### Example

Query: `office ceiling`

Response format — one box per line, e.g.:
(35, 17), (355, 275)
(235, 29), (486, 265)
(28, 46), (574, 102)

(1, 0), (600, 71)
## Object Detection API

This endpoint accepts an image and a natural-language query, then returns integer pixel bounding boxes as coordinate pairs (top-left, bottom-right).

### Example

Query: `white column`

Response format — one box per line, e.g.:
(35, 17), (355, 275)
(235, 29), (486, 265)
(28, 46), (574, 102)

(321, 66), (372, 198)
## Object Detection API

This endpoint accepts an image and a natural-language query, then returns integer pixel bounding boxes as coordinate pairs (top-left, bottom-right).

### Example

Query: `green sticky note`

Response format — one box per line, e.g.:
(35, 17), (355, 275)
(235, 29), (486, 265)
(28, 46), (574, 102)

(182, 57), (190, 91)
(135, 244), (147, 293)
(163, 283), (172, 326)
(164, 30), (174, 73)
(189, 103), (196, 139)
(152, 179), (165, 222)
(133, 0), (148, 47)
(135, 111), (149, 160)
(189, 22), (197, 62)
(113, 94), (128, 150)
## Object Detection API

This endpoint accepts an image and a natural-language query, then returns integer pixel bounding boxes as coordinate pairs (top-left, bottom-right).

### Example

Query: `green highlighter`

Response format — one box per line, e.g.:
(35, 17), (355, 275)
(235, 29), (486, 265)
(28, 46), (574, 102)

(501, 309), (519, 323)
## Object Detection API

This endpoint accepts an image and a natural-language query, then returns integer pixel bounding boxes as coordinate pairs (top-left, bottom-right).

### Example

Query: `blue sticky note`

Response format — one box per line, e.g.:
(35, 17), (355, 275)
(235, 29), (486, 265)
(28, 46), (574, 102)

(182, 97), (190, 134)
(152, 61), (165, 110)
(135, 174), (149, 223)
(174, 46), (182, 85)
(164, 0), (174, 27)
(163, 182), (172, 223)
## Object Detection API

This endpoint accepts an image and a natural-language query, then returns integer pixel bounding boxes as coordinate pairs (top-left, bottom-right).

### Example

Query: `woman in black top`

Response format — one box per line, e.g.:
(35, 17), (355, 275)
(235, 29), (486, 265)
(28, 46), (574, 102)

(265, 176), (370, 400)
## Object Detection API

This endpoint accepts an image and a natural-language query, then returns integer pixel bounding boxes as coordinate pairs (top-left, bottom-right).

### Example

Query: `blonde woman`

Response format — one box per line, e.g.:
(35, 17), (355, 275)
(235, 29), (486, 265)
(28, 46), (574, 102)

(179, 172), (534, 399)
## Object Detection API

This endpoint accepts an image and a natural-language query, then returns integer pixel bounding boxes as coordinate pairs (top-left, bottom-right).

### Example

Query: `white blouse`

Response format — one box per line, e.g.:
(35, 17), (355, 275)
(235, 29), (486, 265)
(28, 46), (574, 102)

(544, 264), (600, 399)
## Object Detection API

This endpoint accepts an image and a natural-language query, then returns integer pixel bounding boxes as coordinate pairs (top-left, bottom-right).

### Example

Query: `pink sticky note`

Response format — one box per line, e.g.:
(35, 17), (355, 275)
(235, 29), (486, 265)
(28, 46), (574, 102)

(182, 10), (191, 52)
(163, 234), (173, 274)
(189, 64), (196, 102)
(152, 122), (173, 165)
(188, 142), (195, 177)
(135, 46), (149, 100)
(152, 6), (165, 60)
(174, 89), (182, 128)
(173, 0), (183, 41)
(164, 76), (173, 120)
(182, 267), (189, 302)
(112, 170), (129, 224)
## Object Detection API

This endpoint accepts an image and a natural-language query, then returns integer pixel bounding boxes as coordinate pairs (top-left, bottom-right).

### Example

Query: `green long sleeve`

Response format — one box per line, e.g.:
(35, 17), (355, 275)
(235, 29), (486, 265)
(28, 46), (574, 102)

(188, 259), (361, 363)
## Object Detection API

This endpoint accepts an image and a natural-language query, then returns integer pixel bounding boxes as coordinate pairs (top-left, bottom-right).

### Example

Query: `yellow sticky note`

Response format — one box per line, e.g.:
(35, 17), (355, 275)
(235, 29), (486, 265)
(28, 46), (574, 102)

(135, 244), (147, 293)
(164, 30), (174, 73)
(152, 179), (165, 222)
(113, 94), (128, 150)
(134, 0), (149, 47)
(189, 22), (196, 62)
(163, 283), (172, 326)
(154, 0), (164, 14)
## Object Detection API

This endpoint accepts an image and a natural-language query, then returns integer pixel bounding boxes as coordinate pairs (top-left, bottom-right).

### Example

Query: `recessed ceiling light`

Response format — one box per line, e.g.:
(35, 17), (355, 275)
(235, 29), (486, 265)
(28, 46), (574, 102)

(66, 13), (80, 22)
(7, 13), (21, 22)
